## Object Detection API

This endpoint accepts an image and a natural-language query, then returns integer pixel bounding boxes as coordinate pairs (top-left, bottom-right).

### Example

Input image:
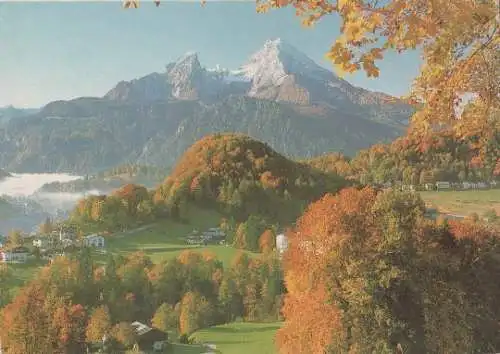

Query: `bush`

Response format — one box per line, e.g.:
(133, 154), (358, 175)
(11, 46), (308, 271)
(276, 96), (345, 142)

(483, 209), (498, 222)
(178, 334), (190, 344)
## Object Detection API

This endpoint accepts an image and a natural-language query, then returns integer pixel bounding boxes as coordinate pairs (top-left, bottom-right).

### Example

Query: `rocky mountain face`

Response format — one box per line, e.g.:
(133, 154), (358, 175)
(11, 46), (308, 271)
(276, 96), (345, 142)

(0, 39), (413, 174)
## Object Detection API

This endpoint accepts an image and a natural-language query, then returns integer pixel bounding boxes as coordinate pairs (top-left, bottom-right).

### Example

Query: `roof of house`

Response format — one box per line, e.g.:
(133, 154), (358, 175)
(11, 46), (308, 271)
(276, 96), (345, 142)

(131, 321), (154, 336)
(2, 246), (30, 254)
(84, 234), (104, 239)
(130, 321), (167, 337)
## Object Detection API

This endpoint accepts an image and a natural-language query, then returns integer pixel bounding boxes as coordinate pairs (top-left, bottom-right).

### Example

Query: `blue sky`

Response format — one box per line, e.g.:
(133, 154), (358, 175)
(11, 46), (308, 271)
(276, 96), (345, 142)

(0, 1), (422, 108)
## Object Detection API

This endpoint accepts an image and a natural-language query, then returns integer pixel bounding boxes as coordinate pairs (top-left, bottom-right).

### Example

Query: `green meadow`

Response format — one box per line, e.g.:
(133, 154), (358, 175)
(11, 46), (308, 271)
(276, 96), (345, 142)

(419, 188), (500, 216)
(161, 322), (281, 354)
(6, 206), (254, 294)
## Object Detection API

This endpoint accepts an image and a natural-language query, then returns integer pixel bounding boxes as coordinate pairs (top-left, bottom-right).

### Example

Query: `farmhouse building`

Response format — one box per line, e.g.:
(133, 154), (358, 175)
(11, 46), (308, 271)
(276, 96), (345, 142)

(435, 181), (451, 190)
(83, 234), (105, 248)
(1, 246), (29, 263)
(33, 237), (52, 249)
(130, 321), (168, 352)
(276, 233), (288, 256)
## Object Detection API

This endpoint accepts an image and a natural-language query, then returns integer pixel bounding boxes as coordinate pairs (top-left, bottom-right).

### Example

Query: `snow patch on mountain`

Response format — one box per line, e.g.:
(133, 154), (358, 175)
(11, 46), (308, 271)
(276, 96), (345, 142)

(237, 38), (335, 96)
(206, 66), (251, 83)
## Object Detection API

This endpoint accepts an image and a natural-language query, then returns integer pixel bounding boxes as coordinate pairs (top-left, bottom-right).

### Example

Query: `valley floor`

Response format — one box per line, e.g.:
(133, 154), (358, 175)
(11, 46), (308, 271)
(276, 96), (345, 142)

(5, 206), (254, 294)
(418, 189), (500, 217)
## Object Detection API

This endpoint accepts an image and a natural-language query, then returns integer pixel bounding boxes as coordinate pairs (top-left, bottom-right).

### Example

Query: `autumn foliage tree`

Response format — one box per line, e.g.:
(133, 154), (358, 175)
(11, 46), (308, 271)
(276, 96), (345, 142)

(178, 291), (213, 335)
(5, 229), (24, 249)
(111, 322), (137, 349)
(0, 265), (12, 307)
(85, 305), (112, 343)
(277, 187), (500, 353)
(70, 183), (155, 232)
(0, 282), (52, 353)
(151, 303), (179, 332)
(259, 229), (276, 253)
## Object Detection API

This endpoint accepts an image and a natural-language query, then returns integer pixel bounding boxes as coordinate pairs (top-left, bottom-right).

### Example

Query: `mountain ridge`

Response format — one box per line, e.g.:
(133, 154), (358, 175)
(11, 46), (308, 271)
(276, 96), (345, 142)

(0, 39), (412, 174)
(104, 38), (411, 125)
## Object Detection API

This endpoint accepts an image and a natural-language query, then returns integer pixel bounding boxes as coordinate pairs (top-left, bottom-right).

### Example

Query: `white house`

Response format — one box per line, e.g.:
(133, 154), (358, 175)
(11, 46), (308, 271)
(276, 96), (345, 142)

(33, 237), (52, 249)
(61, 238), (74, 248)
(435, 181), (451, 190)
(276, 233), (288, 256)
(1, 247), (29, 263)
(83, 234), (105, 248)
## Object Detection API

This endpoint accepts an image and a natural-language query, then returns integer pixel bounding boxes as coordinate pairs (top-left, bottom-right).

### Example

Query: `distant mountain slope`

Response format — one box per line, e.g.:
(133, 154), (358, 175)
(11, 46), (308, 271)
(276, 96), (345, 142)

(37, 164), (166, 193)
(0, 39), (412, 174)
(0, 106), (39, 126)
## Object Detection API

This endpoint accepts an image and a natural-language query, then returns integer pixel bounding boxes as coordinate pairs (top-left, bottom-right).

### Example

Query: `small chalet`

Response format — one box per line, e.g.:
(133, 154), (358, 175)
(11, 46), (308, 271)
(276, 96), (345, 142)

(130, 321), (168, 352)
(1, 246), (29, 263)
(33, 237), (52, 249)
(435, 181), (451, 190)
(276, 233), (289, 256)
(83, 234), (105, 248)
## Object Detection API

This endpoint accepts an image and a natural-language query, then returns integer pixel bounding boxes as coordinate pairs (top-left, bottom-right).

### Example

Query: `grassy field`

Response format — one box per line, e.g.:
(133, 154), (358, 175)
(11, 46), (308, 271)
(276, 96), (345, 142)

(105, 206), (248, 266)
(419, 189), (500, 216)
(189, 322), (281, 354)
(6, 206), (253, 294)
(125, 322), (281, 354)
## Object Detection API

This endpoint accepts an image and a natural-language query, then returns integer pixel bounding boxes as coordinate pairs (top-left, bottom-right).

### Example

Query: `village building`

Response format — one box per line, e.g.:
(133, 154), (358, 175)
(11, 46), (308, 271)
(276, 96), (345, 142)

(33, 237), (53, 250)
(201, 227), (226, 242)
(61, 238), (74, 248)
(435, 181), (451, 190)
(276, 233), (288, 256)
(83, 234), (105, 248)
(0, 246), (30, 263)
(130, 321), (168, 352)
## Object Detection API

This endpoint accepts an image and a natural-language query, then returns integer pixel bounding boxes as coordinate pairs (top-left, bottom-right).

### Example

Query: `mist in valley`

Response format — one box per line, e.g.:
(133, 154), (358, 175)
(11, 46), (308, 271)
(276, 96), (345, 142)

(0, 173), (104, 234)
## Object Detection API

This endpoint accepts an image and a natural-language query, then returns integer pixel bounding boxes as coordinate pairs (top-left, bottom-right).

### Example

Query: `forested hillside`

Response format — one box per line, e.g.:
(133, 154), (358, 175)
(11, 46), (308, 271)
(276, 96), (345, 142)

(305, 131), (500, 184)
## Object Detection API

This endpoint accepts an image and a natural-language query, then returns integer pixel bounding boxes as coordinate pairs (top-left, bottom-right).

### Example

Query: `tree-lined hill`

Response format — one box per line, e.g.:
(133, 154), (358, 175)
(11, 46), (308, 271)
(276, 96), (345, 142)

(305, 131), (500, 184)
(68, 134), (349, 252)
(153, 133), (348, 224)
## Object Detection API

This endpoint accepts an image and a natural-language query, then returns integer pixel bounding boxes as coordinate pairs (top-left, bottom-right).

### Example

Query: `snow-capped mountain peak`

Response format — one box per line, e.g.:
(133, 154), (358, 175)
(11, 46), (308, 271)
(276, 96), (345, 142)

(103, 38), (410, 122)
(237, 38), (335, 97)
(241, 39), (330, 77)
(170, 51), (202, 73)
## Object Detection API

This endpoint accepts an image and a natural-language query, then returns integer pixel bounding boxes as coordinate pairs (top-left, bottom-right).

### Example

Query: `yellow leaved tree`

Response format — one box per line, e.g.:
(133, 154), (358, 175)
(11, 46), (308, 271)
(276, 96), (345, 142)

(123, 0), (499, 139)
